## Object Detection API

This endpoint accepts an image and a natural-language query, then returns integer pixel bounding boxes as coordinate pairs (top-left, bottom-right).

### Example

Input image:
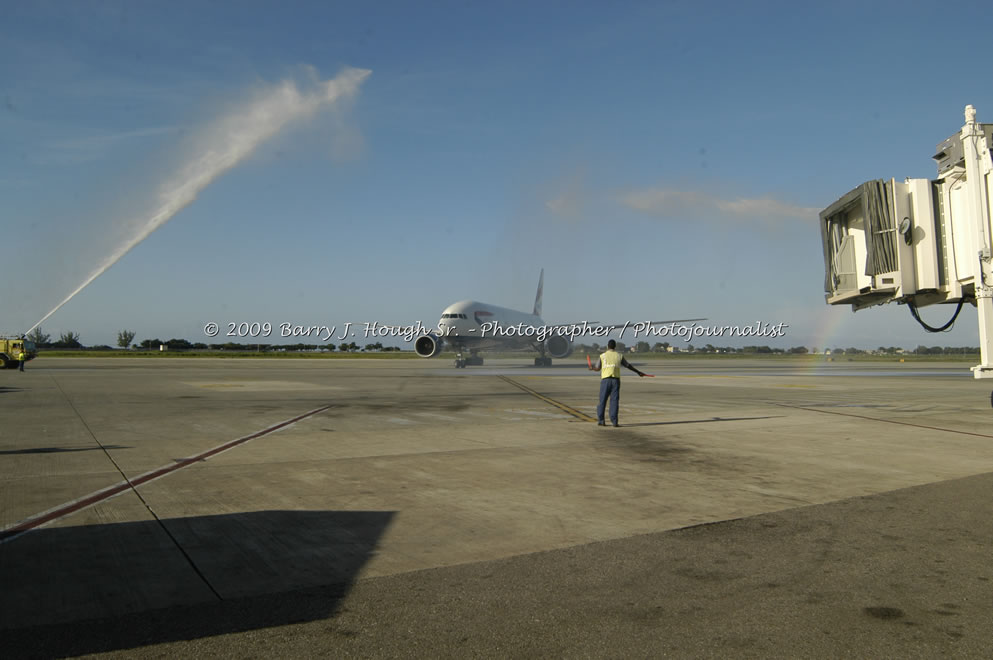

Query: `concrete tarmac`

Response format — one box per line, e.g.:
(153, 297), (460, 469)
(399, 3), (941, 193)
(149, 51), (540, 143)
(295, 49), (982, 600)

(1, 356), (991, 657)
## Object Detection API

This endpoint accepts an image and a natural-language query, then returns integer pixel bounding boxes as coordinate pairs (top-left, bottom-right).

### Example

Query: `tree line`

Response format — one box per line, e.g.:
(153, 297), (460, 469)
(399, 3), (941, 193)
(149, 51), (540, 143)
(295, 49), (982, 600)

(23, 328), (982, 355)
(576, 342), (813, 354)
(826, 346), (980, 355)
(25, 328), (400, 352)
(131, 338), (401, 352)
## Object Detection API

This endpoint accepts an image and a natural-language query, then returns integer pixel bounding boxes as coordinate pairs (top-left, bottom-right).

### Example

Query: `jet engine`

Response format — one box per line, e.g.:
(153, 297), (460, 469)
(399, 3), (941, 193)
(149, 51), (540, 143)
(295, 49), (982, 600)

(414, 333), (443, 358)
(543, 334), (573, 359)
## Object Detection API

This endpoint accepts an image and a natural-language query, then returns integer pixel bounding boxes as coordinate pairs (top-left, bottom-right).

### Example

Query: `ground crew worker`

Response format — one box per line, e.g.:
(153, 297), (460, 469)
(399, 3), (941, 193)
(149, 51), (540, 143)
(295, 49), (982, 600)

(17, 347), (26, 372)
(589, 339), (645, 426)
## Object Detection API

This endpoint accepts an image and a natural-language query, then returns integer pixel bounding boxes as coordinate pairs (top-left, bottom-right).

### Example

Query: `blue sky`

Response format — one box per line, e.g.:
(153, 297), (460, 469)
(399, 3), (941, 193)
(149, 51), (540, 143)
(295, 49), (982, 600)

(2, 0), (991, 350)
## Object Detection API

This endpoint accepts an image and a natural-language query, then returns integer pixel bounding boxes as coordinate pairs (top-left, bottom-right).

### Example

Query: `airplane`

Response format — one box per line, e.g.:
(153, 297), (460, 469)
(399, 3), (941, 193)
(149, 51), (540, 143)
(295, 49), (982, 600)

(413, 269), (704, 368)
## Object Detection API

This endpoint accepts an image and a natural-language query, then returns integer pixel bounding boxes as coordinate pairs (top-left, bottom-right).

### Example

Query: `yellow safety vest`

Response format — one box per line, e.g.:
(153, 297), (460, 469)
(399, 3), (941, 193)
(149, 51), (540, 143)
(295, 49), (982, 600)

(600, 350), (622, 378)
(17, 351), (26, 361)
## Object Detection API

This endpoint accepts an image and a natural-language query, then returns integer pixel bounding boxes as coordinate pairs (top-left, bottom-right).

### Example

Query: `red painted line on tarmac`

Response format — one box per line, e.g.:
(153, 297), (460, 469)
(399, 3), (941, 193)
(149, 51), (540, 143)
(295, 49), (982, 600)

(0, 404), (332, 544)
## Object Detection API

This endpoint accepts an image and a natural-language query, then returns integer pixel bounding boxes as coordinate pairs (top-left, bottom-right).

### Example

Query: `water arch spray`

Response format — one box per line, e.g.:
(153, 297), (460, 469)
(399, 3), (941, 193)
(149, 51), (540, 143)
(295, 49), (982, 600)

(25, 67), (371, 335)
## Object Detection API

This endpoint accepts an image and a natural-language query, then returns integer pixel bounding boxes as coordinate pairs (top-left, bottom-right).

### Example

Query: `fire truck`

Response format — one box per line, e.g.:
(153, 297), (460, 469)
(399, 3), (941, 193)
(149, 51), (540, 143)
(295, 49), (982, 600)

(0, 337), (37, 368)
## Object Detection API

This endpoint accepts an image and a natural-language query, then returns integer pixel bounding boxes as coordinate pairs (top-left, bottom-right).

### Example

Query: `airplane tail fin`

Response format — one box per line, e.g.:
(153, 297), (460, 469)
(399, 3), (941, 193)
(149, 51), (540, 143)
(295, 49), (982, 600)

(533, 268), (544, 317)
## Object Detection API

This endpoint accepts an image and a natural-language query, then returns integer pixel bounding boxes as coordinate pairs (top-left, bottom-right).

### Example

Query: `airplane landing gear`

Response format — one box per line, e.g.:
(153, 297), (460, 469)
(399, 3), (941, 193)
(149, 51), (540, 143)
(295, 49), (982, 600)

(534, 356), (552, 367)
(454, 352), (483, 368)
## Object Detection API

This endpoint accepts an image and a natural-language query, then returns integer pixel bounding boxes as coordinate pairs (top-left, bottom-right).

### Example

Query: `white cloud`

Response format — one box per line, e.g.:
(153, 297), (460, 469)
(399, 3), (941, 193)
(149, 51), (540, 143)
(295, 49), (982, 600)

(50, 126), (177, 151)
(544, 186), (584, 218)
(618, 186), (818, 224)
(542, 166), (591, 221)
(24, 125), (179, 165)
(619, 188), (710, 215)
(716, 196), (819, 218)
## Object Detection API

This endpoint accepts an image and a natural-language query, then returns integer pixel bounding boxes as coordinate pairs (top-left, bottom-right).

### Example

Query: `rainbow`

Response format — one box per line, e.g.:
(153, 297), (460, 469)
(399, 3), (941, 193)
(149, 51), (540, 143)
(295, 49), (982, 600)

(810, 307), (852, 355)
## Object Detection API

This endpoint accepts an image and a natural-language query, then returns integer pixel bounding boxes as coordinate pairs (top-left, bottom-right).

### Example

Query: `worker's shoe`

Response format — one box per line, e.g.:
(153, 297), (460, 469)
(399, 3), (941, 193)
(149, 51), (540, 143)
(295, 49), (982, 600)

(597, 421), (605, 426)
(612, 422), (619, 427)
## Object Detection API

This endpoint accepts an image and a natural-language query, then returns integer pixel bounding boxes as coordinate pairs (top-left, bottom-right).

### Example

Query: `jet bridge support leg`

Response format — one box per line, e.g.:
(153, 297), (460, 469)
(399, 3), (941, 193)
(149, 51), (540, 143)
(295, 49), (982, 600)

(971, 289), (993, 378)
(964, 106), (993, 380)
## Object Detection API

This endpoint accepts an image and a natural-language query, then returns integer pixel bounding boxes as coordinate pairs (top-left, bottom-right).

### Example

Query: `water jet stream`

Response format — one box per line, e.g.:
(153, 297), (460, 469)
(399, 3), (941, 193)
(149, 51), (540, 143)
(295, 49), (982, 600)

(26, 67), (371, 335)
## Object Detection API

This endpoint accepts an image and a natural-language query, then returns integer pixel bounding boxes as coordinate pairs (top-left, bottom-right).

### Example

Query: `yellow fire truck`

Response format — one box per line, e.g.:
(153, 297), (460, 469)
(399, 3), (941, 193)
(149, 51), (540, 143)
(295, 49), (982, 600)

(0, 337), (37, 368)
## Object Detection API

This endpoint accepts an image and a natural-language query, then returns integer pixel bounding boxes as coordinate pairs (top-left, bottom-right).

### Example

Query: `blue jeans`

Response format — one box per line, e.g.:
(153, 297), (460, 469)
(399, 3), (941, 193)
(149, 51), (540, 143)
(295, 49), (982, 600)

(597, 377), (620, 424)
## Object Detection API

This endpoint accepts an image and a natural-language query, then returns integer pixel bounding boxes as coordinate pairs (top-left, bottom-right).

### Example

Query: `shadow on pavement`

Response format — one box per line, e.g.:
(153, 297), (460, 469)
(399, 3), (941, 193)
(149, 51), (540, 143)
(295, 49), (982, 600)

(0, 445), (131, 455)
(2, 509), (394, 657)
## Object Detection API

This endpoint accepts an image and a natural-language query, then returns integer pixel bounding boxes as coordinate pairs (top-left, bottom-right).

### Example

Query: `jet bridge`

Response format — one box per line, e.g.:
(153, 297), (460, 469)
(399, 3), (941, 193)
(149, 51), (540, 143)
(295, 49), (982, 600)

(819, 106), (993, 378)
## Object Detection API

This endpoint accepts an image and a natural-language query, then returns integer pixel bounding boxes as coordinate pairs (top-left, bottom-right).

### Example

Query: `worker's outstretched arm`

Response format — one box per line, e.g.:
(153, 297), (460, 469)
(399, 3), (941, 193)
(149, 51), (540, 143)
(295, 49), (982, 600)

(621, 357), (646, 377)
